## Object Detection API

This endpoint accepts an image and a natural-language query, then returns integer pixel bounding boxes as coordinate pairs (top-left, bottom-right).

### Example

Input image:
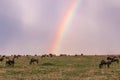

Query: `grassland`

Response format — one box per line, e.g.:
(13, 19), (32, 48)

(0, 55), (120, 80)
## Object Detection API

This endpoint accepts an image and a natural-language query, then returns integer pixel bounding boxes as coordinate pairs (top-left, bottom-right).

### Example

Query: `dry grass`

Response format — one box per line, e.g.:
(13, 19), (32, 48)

(0, 55), (119, 80)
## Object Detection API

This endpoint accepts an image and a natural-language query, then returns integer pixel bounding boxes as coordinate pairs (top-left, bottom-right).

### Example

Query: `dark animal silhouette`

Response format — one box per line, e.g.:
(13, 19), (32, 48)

(41, 54), (49, 58)
(34, 54), (37, 56)
(81, 53), (84, 56)
(13, 55), (20, 59)
(75, 54), (78, 56)
(49, 53), (56, 57)
(99, 59), (111, 69)
(29, 58), (38, 64)
(60, 54), (67, 56)
(6, 58), (15, 67)
(2, 55), (6, 58)
(49, 54), (53, 57)
(107, 56), (119, 64)
(0, 57), (4, 62)
(5, 56), (9, 59)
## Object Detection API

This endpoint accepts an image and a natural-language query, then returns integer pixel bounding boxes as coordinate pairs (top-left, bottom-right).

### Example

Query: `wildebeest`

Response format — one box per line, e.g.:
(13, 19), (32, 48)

(49, 53), (56, 57)
(81, 53), (84, 56)
(74, 54), (78, 56)
(13, 55), (20, 59)
(6, 58), (15, 67)
(41, 54), (46, 58)
(60, 54), (67, 56)
(2, 55), (6, 58)
(0, 57), (4, 62)
(107, 56), (119, 64)
(49, 54), (53, 57)
(41, 54), (49, 58)
(5, 56), (9, 59)
(99, 59), (111, 69)
(29, 58), (38, 64)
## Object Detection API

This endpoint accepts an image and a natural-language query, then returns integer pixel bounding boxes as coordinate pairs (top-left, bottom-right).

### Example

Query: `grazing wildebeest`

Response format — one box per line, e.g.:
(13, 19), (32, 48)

(5, 56), (9, 59)
(107, 56), (119, 64)
(75, 54), (78, 56)
(0, 57), (4, 62)
(2, 55), (6, 58)
(49, 53), (56, 57)
(41, 54), (47, 58)
(60, 54), (67, 56)
(81, 53), (84, 56)
(99, 59), (111, 69)
(6, 58), (15, 67)
(14, 55), (19, 59)
(49, 54), (53, 57)
(29, 58), (38, 64)
(34, 54), (37, 56)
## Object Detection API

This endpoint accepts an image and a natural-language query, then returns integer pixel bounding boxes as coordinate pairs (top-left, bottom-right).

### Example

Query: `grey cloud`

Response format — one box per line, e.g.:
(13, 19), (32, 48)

(0, 0), (120, 55)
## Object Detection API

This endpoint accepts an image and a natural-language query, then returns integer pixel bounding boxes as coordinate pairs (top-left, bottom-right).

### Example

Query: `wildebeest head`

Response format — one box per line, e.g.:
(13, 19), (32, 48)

(99, 59), (112, 69)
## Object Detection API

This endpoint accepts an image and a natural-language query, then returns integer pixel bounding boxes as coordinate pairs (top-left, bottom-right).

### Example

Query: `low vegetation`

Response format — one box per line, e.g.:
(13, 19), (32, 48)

(0, 55), (119, 80)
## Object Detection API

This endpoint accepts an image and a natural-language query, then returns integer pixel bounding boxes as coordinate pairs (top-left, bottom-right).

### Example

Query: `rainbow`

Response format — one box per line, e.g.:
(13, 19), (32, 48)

(50, 0), (81, 54)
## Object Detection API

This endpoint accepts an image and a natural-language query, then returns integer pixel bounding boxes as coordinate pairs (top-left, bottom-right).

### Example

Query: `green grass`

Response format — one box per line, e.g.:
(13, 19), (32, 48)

(0, 56), (119, 80)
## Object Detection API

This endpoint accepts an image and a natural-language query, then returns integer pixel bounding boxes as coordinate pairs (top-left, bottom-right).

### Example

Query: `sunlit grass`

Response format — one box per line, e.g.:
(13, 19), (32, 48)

(0, 55), (119, 80)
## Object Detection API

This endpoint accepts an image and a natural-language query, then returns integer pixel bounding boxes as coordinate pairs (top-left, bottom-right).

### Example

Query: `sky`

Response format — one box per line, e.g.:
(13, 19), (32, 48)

(0, 0), (120, 55)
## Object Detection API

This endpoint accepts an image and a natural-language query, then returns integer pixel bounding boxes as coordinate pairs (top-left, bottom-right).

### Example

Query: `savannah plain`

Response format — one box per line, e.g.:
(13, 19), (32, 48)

(0, 55), (120, 80)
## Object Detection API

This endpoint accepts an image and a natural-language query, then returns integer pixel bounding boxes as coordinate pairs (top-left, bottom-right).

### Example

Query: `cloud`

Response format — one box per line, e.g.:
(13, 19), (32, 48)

(59, 0), (120, 54)
(0, 0), (75, 55)
(0, 0), (120, 55)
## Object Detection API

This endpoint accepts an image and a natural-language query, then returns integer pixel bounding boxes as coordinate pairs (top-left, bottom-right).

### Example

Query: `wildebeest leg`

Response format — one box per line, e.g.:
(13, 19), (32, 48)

(5, 62), (8, 67)
(12, 63), (14, 67)
(117, 60), (119, 64)
(6, 61), (10, 67)
(107, 64), (110, 68)
(29, 61), (32, 65)
(36, 60), (38, 64)
(33, 62), (35, 64)
(99, 64), (102, 69)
